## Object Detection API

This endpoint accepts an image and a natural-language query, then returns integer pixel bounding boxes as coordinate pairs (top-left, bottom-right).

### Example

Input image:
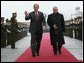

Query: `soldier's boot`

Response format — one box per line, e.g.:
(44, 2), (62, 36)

(11, 43), (15, 49)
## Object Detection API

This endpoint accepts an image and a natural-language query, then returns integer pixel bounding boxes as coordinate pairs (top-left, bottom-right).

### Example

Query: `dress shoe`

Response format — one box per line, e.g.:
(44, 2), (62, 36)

(11, 47), (17, 49)
(33, 54), (35, 57)
(54, 53), (57, 55)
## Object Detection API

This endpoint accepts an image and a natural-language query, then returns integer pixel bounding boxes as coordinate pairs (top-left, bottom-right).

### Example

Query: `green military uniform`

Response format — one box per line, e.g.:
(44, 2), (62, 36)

(1, 17), (6, 48)
(6, 19), (11, 45)
(10, 13), (18, 48)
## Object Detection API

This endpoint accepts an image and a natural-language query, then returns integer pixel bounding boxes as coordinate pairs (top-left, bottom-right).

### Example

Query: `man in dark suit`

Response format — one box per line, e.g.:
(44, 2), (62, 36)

(25, 4), (46, 57)
(47, 7), (65, 55)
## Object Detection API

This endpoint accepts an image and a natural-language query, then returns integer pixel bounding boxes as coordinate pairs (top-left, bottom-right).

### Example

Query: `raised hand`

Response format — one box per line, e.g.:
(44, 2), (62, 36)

(25, 11), (28, 16)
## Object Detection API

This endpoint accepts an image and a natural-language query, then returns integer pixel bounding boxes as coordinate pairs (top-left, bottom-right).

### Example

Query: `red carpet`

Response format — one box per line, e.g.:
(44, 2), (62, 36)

(15, 33), (82, 62)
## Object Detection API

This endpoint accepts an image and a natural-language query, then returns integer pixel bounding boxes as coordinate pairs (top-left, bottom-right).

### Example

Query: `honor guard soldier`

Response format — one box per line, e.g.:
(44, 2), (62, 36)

(1, 17), (6, 48)
(10, 13), (18, 49)
(6, 19), (11, 45)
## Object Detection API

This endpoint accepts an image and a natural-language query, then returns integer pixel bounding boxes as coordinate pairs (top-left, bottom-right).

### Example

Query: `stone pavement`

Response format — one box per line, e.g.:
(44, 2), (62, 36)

(1, 32), (31, 62)
(1, 32), (83, 62)
(63, 36), (83, 60)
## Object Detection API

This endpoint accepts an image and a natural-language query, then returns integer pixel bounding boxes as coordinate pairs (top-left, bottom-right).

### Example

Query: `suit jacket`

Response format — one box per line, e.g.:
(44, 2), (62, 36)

(25, 11), (46, 33)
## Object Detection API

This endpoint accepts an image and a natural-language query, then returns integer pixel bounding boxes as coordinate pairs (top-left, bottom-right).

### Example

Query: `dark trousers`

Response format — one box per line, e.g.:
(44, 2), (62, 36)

(11, 32), (17, 48)
(11, 37), (16, 48)
(52, 35), (62, 54)
(53, 42), (62, 54)
(31, 31), (42, 55)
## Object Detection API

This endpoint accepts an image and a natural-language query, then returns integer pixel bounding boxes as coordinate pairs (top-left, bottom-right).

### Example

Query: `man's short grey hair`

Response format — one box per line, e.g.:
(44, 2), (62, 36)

(53, 6), (58, 9)
(33, 4), (39, 8)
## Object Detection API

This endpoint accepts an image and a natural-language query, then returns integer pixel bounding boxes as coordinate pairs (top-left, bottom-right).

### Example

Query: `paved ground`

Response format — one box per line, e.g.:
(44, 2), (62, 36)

(63, 36), (83, 60)
(1, 32), (83, 62)
(1, 32), (31, 62)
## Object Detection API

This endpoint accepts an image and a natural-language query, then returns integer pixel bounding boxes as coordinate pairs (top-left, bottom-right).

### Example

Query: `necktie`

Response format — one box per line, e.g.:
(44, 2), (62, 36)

(36, 12), (38, 21)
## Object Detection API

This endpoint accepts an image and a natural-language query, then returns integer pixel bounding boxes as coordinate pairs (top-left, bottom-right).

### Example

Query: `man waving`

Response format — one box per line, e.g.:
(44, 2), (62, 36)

(25, 4), (46, 57)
